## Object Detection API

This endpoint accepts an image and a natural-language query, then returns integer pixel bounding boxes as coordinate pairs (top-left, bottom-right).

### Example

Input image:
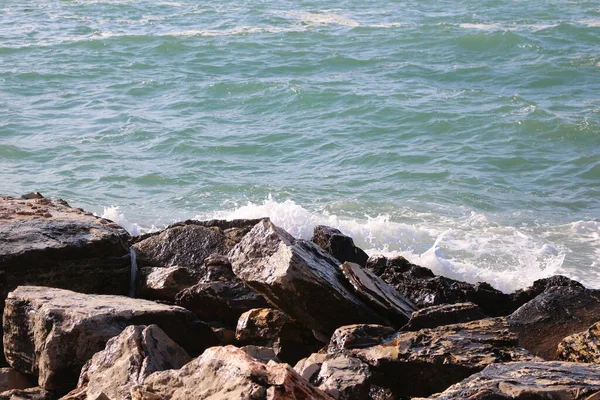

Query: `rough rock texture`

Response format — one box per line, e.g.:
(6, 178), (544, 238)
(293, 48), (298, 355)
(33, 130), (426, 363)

(327, 325), (396, 354)
(402, 302), (486, 331)
(62, 325), (191, 400)
(508, 285), (600, 360)
(0, 368), (34, 392)
(347, 317), (539, 397)
(3, 286), (216, 394)
(295, 353), (372, 400)
(366, 255), (514, 316)
(510, 275), (585, 307)
(312, 226), (369, 267)
(131, 219), (262, 271)
(138, 266), (198, 301)
(175, 255), (269, 326)
(132, 345), (335, 400)
(229, 220), (416, 337)
(0, 387), (53, 400)
(241, 346), (281, 363)
(235, 308), (323, 365)
(557, 321), (600, 363)
(426, 362), (600, 399)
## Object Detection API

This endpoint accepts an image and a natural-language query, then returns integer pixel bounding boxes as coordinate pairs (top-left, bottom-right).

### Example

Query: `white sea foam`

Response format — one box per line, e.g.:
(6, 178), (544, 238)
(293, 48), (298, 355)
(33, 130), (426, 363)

(101, 206), (141, 236)
(276, 11), (361, 27)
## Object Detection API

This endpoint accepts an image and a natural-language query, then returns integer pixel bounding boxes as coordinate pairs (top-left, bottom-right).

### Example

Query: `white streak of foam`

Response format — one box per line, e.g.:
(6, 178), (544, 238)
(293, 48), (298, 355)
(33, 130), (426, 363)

(101, 206), (141, 236)
(276, 11), (360, 27)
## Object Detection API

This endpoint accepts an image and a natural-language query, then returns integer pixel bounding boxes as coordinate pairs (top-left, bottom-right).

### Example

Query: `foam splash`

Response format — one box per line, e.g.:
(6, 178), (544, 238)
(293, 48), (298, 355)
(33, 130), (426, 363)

(101, 206), (141, 236)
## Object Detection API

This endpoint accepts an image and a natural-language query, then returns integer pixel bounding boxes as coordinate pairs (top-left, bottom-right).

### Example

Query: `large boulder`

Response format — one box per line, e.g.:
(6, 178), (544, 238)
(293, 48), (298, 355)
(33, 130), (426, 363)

(229, 220), (416, 337)
(235, 308), (323, 365)
(3, 286), (216, 394)
(62, 325), (191, 400)
(138, 266), (198, 301)
(175, 255), (269, 326)
(132, 345), (335, 399)
(557, 321), (600, 364)
(402, 302), (486, 331)
(509, 275), (585, 306)
(507, 285), (600, 360)
(365, 255), (514, 316)
(312, 225), (369, 267)
(425, 361), (600, 399)
(345, 318), (538, 397)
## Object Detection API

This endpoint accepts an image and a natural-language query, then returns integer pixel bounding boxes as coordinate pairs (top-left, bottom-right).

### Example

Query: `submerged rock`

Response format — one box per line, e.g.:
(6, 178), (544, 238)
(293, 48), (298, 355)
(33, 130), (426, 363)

(312, 225), (369, 267)
(507, 285), (600, 360)
(425, 361), (600, 399)
(557, 321), (600, 364)
(229, 220), (416, 337)
(62, 325), (191, 400)
(3, 286), (216, 394)
(132, 345), (335, 400)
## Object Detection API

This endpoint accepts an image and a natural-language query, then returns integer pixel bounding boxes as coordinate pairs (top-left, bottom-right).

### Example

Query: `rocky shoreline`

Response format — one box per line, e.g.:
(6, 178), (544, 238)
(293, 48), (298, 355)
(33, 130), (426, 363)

(0, 193), (599, 400)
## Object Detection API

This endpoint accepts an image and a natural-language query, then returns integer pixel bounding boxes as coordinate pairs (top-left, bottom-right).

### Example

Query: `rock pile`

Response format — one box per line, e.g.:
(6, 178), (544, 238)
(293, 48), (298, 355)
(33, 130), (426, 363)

(0, 193), (598, 399)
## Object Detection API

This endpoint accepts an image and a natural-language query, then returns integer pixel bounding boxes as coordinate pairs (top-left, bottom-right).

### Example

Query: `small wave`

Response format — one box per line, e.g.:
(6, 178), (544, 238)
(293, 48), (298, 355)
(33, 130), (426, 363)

(276, 11), (360, 27)
(101, 206), (141, 236)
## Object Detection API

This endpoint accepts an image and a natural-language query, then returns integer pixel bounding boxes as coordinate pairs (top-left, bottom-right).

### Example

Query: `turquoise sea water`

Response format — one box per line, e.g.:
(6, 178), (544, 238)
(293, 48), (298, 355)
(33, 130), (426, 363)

(1, 0), (599, 291)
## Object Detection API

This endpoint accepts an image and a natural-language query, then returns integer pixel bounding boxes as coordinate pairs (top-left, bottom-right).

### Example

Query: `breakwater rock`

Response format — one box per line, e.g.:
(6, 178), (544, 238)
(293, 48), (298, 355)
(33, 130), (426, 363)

(0, 193), (599, 399)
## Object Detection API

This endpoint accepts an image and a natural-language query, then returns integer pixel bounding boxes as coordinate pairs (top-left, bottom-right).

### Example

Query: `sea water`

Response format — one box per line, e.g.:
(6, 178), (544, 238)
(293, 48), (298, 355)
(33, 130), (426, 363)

(1, 0), (599, 292)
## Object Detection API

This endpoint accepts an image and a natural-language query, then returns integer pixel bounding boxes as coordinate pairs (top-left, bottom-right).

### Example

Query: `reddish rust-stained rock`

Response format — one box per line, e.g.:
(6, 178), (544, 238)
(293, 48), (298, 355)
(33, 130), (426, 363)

(508, 285), (600, 360)
(557, 321), (600, 363)
(425, 361), (600, 399)
(3, 286), (216, 395)
(402, 302), (486, 331)
(312, 225), (369, 267)
(229, 220), (415, 337)
(62, 325), (191, 400)
(132, 345), (335, 400)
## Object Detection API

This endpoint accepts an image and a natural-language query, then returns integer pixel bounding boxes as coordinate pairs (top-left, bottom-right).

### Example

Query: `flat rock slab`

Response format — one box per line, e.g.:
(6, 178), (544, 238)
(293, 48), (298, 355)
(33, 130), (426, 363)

(0, 194), (130, 303)
(426, 361), (600, 399)
(402, 302), (486, 331)
(229, 220), (415, 337)
(133, 345), (335, 400)
(347, 317), (539, 397)
(3, 286), (216, 394)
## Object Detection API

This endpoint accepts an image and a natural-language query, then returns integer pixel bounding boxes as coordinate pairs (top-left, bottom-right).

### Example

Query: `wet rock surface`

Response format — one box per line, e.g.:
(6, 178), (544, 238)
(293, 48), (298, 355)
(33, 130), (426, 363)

(132, 345), (335, 400)
(507, 285), (600, 360)
(557, 321), (600, 363)
(229, 219), (415, 337)
(3, 286), (216, 395)
(62, 325), (191, 400)
(312, 225), (369, 267)
(425, 361), (600, 399)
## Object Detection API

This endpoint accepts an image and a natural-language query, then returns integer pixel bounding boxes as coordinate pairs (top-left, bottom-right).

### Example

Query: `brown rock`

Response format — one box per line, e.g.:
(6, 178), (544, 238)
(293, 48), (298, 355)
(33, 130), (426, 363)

(327, 325), (396, 353)
(426, 361), (600, 399)
(402, 302), (486, 331)
(3, 286), (216, 394)
(507, 286), (600, 360)
(229, 220), (415, 337)
(365, 255), (514, 316)
(133, 345), (335, 399)
(312, 225), (369, 267)
(236, 308), (323, 365)
(0, 387), (53, 400)
(0, 368), (34, 392)
(138, 266), (198, 301)
(347, 317), (539, 397)
(557, 321), (600, 363)
(175, 255), (269, 326)
(62, 325), (191, 400)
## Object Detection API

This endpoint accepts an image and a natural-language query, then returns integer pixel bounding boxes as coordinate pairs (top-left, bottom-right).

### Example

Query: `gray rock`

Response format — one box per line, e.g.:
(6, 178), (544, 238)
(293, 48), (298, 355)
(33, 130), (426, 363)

(3, 286), (216, 395)
(402, 302), (486, 331)
(557, 321), (600, 364)
(312, 225), (369, 267)
(426, 361), (600, 399)
(229, 220), (415, 337)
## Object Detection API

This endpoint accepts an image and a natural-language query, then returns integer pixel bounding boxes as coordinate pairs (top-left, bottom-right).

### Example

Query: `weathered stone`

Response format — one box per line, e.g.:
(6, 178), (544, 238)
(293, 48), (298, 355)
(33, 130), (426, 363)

(510, 275), (585, 307)
(347, 317), (539, 397)
(295, 353), (372, 400)
(0, 195), (131, 364)
(0, 387), (53, 400)
(138, 266), (198, 301)
(366, 255), (516, 316)
(240, 346), (280, 363)
(312, 226), (369, 267)
(236, 308), (323, 365)
(3, 286), (216, 394)
(229, 220), (416, 337)
(426, 361), (600, 399)
(175, 255), (269, 326)
(508, 285), (600, 360)
(61, 325), (191, 400)
(131, 219), (262, 271)
(328, 325), (396, 353)
(557, 321), (600, 364)
(402, 302), (486, 331)
(0, 368), (34, 392)
(133, 345), (335, 399)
